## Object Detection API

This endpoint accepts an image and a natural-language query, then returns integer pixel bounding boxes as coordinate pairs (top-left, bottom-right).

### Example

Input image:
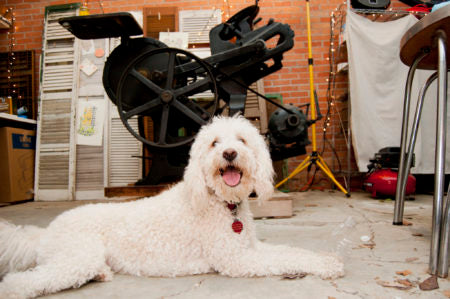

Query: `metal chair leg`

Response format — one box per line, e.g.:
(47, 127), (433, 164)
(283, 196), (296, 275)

(430, 30), (448, 275)
(400, 73), (438, 199)
(394, 51), (428, 225)
(438, 183), (450, 277)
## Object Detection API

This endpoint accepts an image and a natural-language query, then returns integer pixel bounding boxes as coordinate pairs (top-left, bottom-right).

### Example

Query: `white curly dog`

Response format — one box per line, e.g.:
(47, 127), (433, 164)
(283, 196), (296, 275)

(0, 116), (343, 298)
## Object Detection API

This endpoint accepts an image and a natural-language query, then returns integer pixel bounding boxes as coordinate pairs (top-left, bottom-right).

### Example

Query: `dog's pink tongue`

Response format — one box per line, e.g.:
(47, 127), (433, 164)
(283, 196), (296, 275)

(222, 169), (241, 186)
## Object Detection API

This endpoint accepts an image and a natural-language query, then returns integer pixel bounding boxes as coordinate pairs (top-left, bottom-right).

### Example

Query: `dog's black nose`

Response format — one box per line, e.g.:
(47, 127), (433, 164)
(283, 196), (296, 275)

(223, 149), (237, 161)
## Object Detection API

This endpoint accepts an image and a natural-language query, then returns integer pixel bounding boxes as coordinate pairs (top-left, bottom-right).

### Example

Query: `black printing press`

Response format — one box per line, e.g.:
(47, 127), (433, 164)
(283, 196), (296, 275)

(59, 4), (314, 185)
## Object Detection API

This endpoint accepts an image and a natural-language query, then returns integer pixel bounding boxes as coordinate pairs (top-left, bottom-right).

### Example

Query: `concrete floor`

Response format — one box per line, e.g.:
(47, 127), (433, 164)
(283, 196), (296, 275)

(1, 190), (449, 298)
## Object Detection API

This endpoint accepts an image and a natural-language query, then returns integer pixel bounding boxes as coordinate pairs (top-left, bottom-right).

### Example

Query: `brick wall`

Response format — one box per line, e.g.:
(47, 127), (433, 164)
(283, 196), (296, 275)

(0, 0), (411, 191)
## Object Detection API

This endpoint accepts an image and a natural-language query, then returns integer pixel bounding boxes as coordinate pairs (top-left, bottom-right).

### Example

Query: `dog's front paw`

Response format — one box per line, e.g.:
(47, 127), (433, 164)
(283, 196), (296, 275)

(316, 254), (344, 280)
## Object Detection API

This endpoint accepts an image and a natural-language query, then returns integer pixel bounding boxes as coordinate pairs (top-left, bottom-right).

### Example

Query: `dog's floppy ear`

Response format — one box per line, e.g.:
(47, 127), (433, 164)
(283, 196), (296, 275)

(252, 132), (275, 204)
(183, 140), (210, 212)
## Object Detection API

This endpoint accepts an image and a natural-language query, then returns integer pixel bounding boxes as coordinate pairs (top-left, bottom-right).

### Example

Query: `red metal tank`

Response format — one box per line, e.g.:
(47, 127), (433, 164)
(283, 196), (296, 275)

(364, 168), (416, 198)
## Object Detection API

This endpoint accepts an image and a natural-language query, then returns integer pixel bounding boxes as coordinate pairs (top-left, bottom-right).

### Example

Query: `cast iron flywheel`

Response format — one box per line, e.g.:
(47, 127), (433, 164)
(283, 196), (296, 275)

(115, 47), (219, 149)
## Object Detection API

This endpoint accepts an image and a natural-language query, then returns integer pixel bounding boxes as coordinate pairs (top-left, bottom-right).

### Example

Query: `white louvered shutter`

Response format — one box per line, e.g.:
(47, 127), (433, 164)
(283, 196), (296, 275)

(244, 80), (268, 134)
(107, 104), (142, 186)
(179, 9), (221, 45)
(105, 35), (142, 187)
(34, 5), (80, 201)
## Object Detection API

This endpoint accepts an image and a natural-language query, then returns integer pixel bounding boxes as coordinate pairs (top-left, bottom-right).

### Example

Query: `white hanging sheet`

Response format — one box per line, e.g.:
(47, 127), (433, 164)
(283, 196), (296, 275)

(345, 10), (450, 174)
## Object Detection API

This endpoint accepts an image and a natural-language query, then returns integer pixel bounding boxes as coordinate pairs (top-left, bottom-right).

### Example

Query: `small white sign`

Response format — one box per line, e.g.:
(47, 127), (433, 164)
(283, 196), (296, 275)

(159, 32), (189, 49)
(80, 58), (98, 76)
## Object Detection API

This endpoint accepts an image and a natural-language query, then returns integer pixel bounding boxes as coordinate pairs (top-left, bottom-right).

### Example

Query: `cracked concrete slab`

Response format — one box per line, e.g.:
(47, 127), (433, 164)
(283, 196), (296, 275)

(0, 191), (449, 298)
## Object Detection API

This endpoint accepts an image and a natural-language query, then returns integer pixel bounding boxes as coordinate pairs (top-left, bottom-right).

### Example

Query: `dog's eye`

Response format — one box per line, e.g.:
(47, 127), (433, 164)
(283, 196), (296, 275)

(211, 140), (218, 147)
(238, 137), (246, 144)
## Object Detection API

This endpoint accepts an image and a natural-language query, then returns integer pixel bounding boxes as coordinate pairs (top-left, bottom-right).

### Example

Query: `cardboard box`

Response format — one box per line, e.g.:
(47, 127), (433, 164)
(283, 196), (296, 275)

(0, 127), (36, 202)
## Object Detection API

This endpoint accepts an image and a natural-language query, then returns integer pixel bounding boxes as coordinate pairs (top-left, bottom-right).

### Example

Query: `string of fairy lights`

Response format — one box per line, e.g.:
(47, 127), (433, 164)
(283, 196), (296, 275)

(5, 7), (17, 105)
(325, 2), (347, 146)
(220, 0), (232, 19)
(323, 2), (430, 175)
(192, 0), (233, 46)
(326, 2), (430, 138)
(81, 0), (105, 14)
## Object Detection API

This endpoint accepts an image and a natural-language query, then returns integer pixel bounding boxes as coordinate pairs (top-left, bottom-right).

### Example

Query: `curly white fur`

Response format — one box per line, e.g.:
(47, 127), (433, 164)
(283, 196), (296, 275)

(0, 116), (344, 298)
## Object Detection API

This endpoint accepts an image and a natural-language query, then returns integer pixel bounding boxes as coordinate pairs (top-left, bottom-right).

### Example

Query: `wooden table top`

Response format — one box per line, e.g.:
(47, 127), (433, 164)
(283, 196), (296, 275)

(400, 5), (450, 70)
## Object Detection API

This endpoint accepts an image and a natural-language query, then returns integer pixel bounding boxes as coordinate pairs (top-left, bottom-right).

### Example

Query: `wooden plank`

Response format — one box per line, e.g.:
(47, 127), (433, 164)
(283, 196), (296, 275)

(256, 80), (268, 134)
(104, 185), (169, 198)
(249, 193), (293, 218)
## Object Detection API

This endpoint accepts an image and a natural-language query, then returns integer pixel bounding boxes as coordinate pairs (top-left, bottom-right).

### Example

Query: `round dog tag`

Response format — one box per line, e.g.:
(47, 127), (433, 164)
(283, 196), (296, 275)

(232, 220), (243, 234)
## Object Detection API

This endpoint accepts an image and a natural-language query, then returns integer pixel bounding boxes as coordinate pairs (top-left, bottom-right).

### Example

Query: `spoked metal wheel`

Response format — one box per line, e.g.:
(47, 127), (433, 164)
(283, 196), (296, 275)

(103, 37), (167, 108)
(116, 47), (219, 149)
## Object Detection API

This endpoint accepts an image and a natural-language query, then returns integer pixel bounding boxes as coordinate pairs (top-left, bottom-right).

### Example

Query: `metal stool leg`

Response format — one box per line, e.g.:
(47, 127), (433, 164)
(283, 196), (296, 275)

(438, 183), (450, 277)
(430, 30), (448, 275)
(394, 51), (428, 225)
(400, 73), (439, 198)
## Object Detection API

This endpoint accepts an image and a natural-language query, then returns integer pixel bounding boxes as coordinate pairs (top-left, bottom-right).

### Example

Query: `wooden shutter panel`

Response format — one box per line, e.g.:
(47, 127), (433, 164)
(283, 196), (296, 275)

(244, 80), (268, 134)
(107, 103), (142, 187)
(106, 34), (142, 187)
(35, 4), (80, 201)
(179, 9), (221, 45)
(143, 7), (178, 39)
